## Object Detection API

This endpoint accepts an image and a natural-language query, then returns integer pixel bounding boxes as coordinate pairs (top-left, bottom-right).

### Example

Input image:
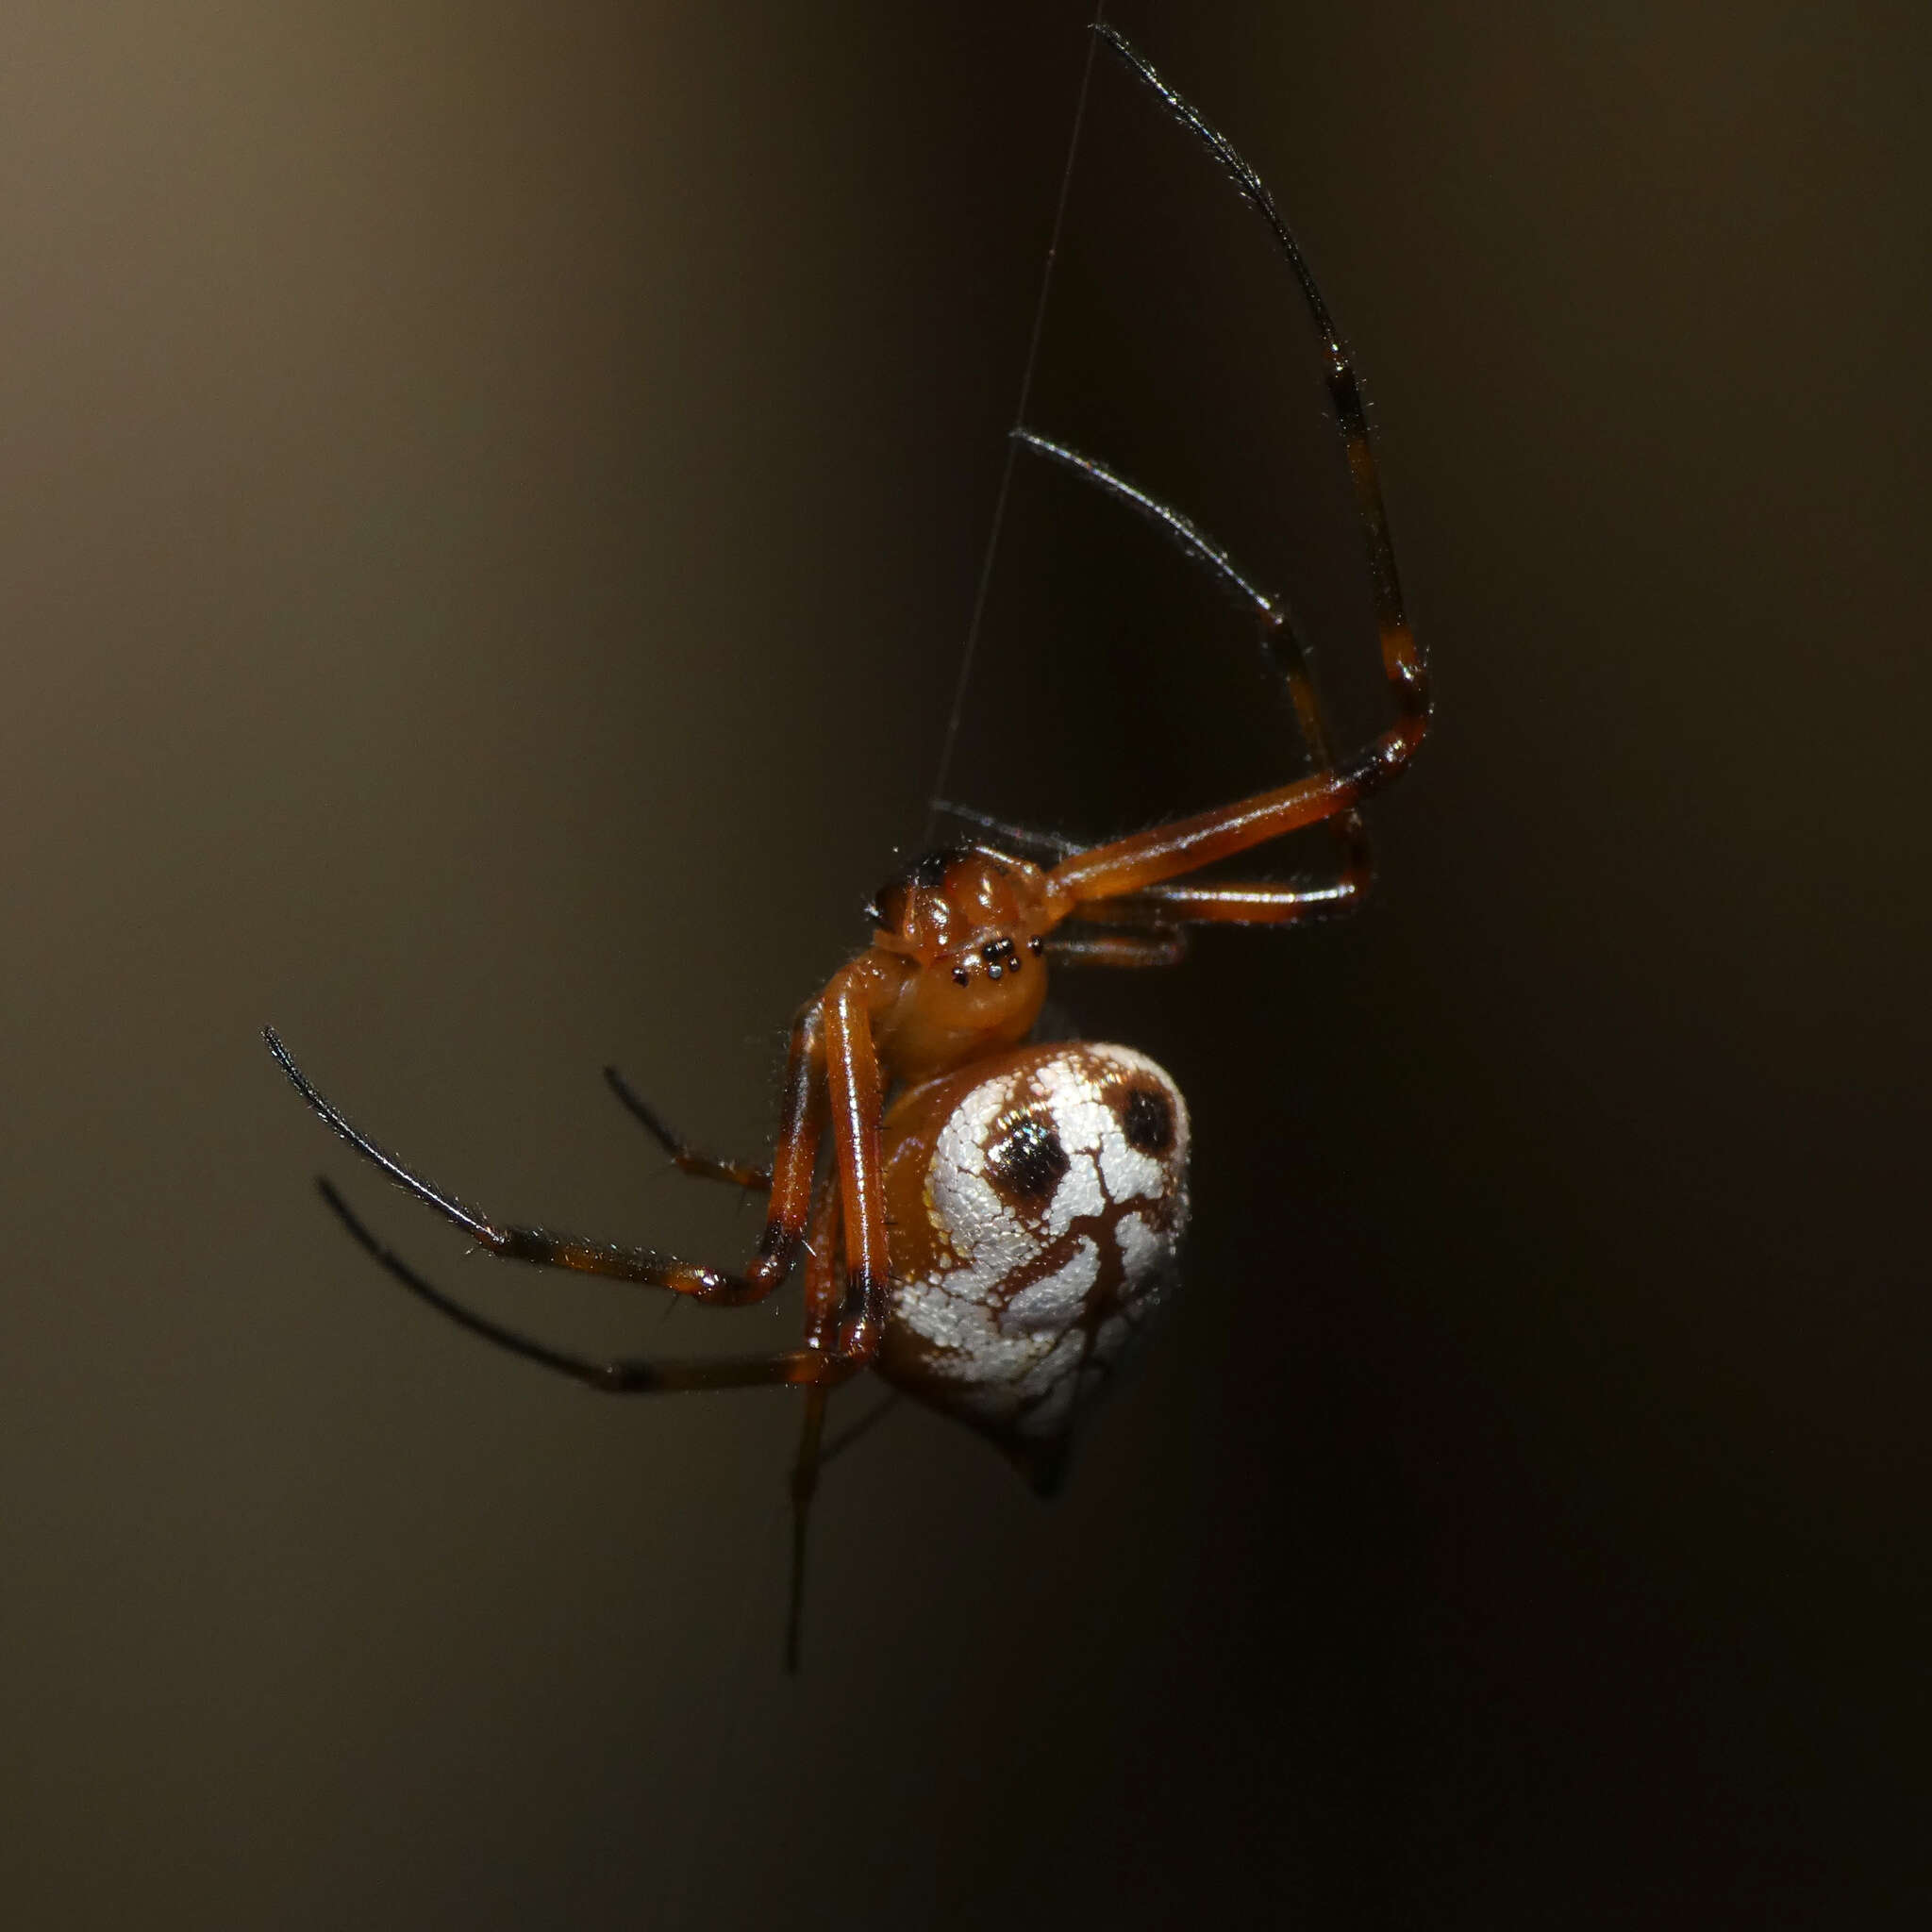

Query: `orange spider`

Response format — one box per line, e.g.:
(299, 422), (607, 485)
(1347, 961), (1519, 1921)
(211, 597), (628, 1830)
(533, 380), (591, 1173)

(265, 26), (1428, 1660)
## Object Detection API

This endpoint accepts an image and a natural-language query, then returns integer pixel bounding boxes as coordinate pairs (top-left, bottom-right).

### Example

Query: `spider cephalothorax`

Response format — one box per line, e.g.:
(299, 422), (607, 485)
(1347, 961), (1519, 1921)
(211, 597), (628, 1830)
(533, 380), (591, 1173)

(265, 27), (1430, 1665)
(863, 846), (1054, 1083)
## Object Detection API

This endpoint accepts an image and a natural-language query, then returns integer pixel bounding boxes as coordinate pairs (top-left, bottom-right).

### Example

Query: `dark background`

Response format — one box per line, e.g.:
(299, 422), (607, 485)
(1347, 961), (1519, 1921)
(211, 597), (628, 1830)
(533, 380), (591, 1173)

(4, 3), (1927, 1924)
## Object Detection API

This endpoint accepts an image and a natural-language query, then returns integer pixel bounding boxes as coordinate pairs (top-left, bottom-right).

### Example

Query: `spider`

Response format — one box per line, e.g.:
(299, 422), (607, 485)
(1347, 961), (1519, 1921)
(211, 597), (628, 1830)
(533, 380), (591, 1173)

(265, 27), (1428, 1657)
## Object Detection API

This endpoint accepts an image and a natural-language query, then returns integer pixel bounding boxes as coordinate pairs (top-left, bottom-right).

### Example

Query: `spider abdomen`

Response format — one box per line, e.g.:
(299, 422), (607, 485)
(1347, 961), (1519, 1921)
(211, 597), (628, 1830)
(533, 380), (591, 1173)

(875, 1041), (1191, 1491)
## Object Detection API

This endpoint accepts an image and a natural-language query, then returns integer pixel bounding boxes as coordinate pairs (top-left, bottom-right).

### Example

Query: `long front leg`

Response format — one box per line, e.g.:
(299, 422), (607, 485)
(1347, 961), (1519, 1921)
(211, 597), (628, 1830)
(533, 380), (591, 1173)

(1093, 26), (1424, 745)
(1046, 928), (1191, 969)
(1077, 842), (1374, 930)
(939, 793), (1374, 941)
(1049, 861), (1381, 968)
(1040, 31), (1428, 917)
(1043, 761), (1389, 911)
(1013, 429), (1359, 785)
(1009, 434), (1384, 923)
(265, 1012), (823, 1305)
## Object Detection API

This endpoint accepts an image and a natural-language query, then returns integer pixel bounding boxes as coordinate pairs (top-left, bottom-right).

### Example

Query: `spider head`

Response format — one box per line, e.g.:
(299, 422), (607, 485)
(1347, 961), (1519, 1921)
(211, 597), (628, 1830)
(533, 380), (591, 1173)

(867, 845), (1053, 1081)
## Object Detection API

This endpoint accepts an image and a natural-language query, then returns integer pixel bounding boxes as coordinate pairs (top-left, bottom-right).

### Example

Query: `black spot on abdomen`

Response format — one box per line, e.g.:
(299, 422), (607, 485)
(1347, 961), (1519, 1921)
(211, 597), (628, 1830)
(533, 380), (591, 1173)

(986, 1110), (1070, 1204)
(1121, 1085), (1174, 1156)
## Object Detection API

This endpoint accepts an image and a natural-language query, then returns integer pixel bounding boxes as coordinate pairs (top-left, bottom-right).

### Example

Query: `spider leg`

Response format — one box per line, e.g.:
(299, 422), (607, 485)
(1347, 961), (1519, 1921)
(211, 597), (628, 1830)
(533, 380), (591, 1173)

(781, 1177), (853, 1672)
(316, 1179), (861, 1392)
(819, 1389), (904, 1468)
(822, 965), (891, 1357)
(603, 1065), (773, 1191)
(1012, 430), (1357, 784)
(1014, 429), (1376, 924)
(265, 1017), (823, 1304)
(1092, 857), (1374, 930)
(785, 1381), (829, 1673)
(797, 1167), (848, 1352)
(930, 799), (1082, 862)
(1038, 33), (1427, 916)
(1050, 862), (1382, 966)
(1046, 927), (1191, 969)
(1093, 26), (1418, 702)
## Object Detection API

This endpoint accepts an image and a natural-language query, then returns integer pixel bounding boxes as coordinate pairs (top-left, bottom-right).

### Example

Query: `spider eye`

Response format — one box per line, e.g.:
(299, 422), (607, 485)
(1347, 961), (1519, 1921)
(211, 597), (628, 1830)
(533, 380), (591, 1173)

(1028, 936), (1043, 956)
(952, 966), (971, 987)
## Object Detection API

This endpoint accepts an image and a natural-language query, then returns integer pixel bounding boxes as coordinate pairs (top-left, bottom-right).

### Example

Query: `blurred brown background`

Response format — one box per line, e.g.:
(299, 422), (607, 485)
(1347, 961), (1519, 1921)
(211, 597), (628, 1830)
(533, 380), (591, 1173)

(3, 2), (1927, 1924)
